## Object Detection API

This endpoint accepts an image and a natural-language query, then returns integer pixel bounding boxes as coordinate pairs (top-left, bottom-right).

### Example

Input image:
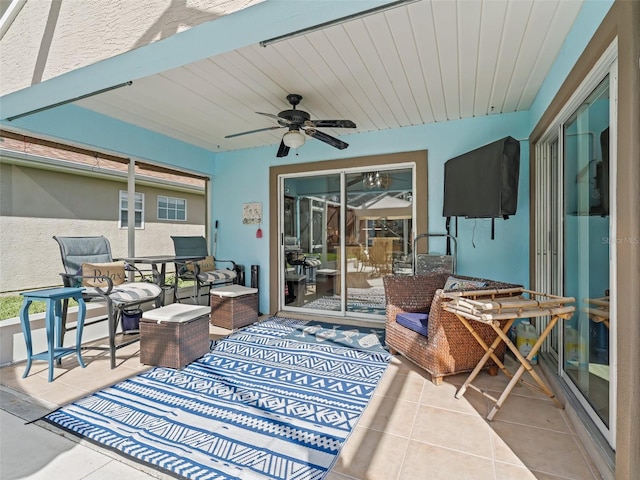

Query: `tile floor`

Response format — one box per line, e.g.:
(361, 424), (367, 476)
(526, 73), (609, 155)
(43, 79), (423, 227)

(0, 322), (601, 480)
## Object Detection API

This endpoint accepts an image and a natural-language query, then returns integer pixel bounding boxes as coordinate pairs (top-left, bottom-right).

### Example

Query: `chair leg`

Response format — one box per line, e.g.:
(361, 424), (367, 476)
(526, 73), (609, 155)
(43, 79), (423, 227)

(487, 365), (499, 376)
(108, 304), (117, 369)
(431, 375), (443, 386)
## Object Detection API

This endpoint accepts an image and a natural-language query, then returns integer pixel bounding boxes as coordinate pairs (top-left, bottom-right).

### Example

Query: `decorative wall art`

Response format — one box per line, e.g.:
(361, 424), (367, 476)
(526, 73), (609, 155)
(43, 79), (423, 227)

(242, 202), (262, 225)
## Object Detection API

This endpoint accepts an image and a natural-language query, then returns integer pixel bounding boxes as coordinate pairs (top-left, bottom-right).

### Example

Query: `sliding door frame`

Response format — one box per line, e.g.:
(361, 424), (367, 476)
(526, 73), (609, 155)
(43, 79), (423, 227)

(531, 40), (618, 447)
(269, 151), (428, 317)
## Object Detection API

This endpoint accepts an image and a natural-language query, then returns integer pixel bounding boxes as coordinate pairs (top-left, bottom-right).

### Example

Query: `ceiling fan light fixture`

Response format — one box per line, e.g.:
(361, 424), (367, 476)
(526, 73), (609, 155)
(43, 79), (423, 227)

(283, 130), (305, 149)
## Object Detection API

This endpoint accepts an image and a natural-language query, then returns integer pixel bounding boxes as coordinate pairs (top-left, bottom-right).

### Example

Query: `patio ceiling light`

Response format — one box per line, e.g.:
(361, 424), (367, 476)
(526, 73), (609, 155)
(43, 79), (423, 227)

(282, 130), (305, 149)
(363, 171), (388, 189)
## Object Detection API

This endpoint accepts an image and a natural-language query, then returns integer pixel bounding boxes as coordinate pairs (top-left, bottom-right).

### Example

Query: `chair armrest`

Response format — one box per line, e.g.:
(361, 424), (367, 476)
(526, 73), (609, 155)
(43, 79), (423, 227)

(58, 272), (115, 295)
(213, 258), (236, 270)
(174, 259), (199, 277)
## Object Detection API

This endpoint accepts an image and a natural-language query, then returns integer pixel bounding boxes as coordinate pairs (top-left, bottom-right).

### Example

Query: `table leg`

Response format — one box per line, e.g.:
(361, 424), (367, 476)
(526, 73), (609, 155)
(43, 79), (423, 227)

(487, 316), (564, 421)
(455, 317), (515, 399)
(45, 298), (56, 382)
(75, 297), (87, 368)
(19, 299), (33, 378)
(55, 299), (63, 366)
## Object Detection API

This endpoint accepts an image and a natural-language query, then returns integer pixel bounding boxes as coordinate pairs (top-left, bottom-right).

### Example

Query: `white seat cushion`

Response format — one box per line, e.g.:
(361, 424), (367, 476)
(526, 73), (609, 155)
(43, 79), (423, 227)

(143, 304), (210, 323)
(210, 285), (258, 298)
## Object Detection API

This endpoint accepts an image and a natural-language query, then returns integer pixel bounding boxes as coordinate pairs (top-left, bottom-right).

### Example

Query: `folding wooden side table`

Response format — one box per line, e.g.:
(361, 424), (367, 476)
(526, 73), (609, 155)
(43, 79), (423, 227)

(442, 288), (575, 421)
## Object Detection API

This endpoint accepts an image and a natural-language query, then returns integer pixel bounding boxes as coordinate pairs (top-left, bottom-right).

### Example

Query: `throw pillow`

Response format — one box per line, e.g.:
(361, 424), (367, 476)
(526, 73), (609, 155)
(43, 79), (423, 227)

(81, 261), (126, 288)
(187, 256), (216, 273)
(443, 276), (487, 291)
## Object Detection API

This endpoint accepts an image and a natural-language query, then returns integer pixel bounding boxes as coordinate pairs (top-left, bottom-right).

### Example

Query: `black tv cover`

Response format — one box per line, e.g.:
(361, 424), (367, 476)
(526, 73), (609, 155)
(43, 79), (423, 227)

(443, 136), (520, 218)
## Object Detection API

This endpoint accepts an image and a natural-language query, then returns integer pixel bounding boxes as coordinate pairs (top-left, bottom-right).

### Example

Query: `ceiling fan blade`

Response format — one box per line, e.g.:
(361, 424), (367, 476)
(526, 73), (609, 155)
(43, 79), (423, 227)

(308, 119), (356, 129)
(276, 139), (290, 157)
(256, 111), (291, 123)
(225, 126), (283, 138)
(305, 129), (349, 150)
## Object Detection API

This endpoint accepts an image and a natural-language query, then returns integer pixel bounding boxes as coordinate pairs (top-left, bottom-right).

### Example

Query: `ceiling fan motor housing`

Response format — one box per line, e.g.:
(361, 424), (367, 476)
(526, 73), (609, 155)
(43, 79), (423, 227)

(278, 109), (310, 125)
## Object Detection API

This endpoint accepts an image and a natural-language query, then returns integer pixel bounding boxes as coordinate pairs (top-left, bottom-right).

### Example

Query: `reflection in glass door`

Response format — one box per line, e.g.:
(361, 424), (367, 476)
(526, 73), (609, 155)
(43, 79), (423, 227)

(345, 169), (413, 315)
(282, 173), (341, 311)
(563, 76), (611, 428)
(280, 167), (413, 318)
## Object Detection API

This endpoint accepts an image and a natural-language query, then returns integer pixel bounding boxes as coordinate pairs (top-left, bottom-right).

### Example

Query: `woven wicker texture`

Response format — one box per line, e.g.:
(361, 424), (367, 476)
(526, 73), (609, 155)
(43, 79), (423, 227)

(383, 273), (520, 384)
(140, 315), (210, 369)
(210, 292), (258, 329)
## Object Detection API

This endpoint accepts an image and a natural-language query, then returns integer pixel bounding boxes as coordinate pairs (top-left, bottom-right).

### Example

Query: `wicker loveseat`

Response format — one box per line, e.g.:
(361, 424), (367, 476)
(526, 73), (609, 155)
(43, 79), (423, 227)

(383, 273), (521, 385)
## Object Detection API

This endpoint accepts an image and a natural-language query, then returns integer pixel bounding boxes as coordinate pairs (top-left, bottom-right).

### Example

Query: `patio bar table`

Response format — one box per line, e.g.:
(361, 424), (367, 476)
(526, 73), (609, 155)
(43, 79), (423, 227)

(442, 288), (575, 421)
(119, 255), (203, 307)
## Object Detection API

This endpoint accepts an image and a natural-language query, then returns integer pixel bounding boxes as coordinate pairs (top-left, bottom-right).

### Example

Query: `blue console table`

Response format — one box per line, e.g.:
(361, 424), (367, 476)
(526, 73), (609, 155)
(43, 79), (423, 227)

(19, 287), (87, 382)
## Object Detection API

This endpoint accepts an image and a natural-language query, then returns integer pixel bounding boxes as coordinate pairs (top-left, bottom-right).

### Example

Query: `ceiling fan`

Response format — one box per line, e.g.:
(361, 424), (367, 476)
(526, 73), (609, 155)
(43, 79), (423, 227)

(225, 94), (356, 157)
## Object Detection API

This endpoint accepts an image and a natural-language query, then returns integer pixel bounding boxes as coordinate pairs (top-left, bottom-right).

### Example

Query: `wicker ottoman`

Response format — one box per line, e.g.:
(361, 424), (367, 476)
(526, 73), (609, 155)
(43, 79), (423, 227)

(210, 285), (258, 330)
(140, 304), (210, 369)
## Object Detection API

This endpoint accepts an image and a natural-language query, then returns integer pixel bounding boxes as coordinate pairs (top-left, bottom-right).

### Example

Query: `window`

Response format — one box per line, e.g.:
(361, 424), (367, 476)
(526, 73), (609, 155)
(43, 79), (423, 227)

(157, 195), (186, 221)
(119, 191), (144, 229)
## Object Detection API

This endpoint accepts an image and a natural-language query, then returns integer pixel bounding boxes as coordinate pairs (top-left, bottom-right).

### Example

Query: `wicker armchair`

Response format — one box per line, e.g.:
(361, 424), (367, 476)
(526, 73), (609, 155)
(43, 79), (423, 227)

(383, 273), (520, 385)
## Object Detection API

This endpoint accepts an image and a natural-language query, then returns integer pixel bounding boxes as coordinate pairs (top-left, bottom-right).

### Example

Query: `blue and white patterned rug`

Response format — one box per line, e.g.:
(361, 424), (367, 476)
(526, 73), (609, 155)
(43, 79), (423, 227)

(303, 287), (386, 315)
(44, 317), (390, 480)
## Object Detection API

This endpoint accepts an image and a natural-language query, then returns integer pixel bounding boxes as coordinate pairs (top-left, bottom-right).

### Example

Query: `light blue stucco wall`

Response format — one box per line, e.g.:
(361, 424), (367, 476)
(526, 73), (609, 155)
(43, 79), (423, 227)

(529, 0), (615, 128)
(214, 111), (530, 312)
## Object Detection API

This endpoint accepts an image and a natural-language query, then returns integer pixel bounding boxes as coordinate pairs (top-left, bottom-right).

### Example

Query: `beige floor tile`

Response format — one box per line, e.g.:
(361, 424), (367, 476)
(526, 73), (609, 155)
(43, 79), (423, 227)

(529, 471), (584, 480)
(31, 382), (88, 407)
(442, 372), (469, 387)
(324, 472), (355, 480)
(421, 380), (490, 417)
(374, 369), (425, 403)
(332, 426), (409, 479)
(386, 354), (429, 380)
(485, 391), (570, 433)
(399, 441), (496, 480)
(358, 393), (418, 437)
(494, 461), (538, 479)
(491, 421), (596, 479)
(410, 405), (494, 459)
(482, 371), (557, 403)
(490, 429), (528, 467)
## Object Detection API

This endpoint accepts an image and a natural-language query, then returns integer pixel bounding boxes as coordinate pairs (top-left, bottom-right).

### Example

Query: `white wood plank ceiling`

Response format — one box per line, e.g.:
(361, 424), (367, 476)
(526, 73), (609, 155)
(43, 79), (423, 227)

(76, 0), (583, 153)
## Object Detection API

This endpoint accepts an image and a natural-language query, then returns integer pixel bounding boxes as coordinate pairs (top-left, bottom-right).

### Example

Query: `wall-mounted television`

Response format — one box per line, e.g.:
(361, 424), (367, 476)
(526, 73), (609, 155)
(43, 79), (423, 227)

(443, 136), (520, 218)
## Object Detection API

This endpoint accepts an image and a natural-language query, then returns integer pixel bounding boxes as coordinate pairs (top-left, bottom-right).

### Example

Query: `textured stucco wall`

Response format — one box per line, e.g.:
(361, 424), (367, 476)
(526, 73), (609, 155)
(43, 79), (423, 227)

(0, 0), (262, 96)
(0, 162), (205, 293)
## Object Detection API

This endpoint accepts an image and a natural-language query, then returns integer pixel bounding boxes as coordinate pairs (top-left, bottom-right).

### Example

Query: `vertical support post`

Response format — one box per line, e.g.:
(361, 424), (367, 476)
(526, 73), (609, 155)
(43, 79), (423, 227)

(127, 159), (136, 282)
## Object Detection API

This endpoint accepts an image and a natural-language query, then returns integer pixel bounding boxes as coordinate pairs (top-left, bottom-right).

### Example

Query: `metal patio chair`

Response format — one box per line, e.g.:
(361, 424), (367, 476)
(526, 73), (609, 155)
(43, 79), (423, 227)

(53, 235), (162, 369)
(171, 236), (237, 304)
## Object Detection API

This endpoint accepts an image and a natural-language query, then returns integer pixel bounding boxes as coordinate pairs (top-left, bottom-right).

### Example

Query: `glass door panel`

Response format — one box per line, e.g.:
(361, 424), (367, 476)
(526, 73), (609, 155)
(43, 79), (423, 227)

(283, 174), (341, 311)
(563, 76), (610, 427)
(281, 166), (414, 318)
(345, 168), (413, 316)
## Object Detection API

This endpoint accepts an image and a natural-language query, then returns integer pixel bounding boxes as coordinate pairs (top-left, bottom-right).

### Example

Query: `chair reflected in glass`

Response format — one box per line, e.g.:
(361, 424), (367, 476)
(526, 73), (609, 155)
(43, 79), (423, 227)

(171, 236), (237, 304)
(53, 235), (162, 369)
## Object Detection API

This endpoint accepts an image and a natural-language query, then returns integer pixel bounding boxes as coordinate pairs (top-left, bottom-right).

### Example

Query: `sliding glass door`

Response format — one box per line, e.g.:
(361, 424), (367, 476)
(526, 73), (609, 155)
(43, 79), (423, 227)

(563, 77), (611, 429)
(280, 166), (414, 319)
(533, 52), (616, 446)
